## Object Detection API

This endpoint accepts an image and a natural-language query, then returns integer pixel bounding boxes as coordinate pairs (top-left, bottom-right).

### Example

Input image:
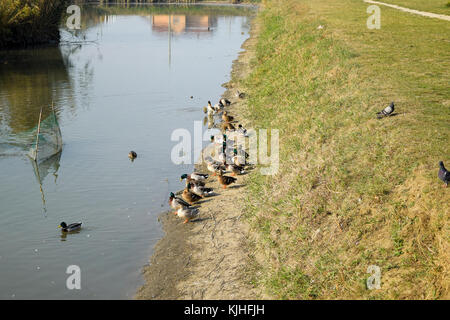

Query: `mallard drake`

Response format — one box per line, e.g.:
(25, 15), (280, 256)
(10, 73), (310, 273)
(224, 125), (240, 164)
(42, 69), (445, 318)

(226, 163), (245, 176)
(58, 222), (82, 232)
(181, 175), (206, 187)
(177, 206), (199, 224)
(220, 98), (231, 106)
(217, 170), (237, 189)
(222, 111), (234, 123)
(182, 187), (203, 204)
(438, 161), (450, 187)
(169, 192), (191, 214)
(237, 124), (248, 136)
(128, 151), (137, 161)
(180, 173), (208, 182)
(189, 182), (213, 197)
(214, 101), (224, 111)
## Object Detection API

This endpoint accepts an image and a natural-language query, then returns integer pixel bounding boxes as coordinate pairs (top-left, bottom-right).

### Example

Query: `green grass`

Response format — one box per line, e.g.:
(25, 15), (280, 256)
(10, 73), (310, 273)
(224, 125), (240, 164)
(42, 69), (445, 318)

(240, 0), (449, 299)
(379, 0), (450, 15)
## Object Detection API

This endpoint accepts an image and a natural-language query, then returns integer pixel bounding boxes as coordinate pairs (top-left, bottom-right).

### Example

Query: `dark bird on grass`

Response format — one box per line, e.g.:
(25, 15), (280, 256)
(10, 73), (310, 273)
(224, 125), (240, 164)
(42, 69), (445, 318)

(377, 102), (395, 118)
(236, 90), (246, 99)
(58, 222), (82, 232)
(438, 161), (450, 187)
(128, 151), (137, 161)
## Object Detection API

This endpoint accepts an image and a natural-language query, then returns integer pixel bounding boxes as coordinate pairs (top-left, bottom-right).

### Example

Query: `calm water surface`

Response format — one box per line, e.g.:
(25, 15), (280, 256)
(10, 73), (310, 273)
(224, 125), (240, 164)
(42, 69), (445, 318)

(0, 4), (253, 299)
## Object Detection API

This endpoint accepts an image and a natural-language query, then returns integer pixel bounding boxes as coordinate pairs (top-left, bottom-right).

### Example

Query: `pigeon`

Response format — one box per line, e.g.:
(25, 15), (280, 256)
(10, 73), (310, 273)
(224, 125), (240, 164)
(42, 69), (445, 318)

(438, 161), (450, 187)
(377, 102), (395, 118)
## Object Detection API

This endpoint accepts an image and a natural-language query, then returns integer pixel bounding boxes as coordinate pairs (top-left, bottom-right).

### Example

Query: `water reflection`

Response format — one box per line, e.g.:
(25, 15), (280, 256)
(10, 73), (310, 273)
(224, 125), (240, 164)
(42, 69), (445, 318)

(151, 15), (217, 34)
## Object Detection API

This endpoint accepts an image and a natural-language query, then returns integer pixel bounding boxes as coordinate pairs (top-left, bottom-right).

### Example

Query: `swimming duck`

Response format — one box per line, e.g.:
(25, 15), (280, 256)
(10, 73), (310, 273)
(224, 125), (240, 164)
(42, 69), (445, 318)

(128, 151), (137, 161)
(220, 98), (231, 106)
(189, 182), (213, 197)
(222, 111), (234, 123)
(182, 187), (203, 204)
(58, 222), (82, 232)
(169, 192), (191, 214)
(226, 163), (245, 176)
(176, 206), (200, 224)
(217, 170), (237, 189)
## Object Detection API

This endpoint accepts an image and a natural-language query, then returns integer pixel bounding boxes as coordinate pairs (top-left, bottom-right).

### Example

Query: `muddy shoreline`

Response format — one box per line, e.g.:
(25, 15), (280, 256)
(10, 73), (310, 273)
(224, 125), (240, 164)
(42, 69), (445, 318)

(134, 9), (260, 300)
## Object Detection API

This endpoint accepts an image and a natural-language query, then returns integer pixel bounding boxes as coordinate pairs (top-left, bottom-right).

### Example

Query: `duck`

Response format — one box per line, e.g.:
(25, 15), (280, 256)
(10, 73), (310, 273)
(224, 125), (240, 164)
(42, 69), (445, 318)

(204, 101), (217, 115)
(182, 187), (203, 204)
(58, 222), (82, 232)
(180, 173), (208, 182)
(207, 161), (225, 176)
(176, 206), (200, 224)
(438, 161), (450, 187)
(220, 98), (231, 106)
(128, 151), (137, 161)
(169, 192), (191, 214)
(226, 163), (245, 176)
(237, 124), (248, 136)
(221, 121), (235, 132)
(214, 101), (225, 111)
(232, 148), (247, 166)
(181, 174), (206, 187)
(222, 111), (234, 123)
(217, 170), (237, 189)
(189, 182), (213, 197)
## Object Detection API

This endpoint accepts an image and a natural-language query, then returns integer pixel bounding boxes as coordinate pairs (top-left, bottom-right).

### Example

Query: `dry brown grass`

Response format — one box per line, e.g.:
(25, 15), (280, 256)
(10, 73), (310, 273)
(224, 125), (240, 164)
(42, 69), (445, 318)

(237, 0), (449, 299)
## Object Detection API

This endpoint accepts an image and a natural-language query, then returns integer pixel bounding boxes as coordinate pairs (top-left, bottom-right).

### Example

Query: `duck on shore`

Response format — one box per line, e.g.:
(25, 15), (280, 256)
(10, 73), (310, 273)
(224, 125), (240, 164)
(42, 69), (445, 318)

(217, 170), (237, 189)
(169, 192), (191, 214)
(182, 186), (203, 204)
(176, 206), (200, 224)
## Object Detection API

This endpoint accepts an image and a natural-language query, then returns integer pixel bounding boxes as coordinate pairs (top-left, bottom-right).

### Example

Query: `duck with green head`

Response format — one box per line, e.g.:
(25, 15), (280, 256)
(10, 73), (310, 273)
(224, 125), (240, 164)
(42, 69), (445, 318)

(58, 222), (82, 232)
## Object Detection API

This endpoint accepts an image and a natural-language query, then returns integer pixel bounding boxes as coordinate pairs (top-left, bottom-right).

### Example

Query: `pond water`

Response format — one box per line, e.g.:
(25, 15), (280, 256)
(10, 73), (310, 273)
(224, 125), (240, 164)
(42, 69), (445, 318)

(0, 3), (253, 299)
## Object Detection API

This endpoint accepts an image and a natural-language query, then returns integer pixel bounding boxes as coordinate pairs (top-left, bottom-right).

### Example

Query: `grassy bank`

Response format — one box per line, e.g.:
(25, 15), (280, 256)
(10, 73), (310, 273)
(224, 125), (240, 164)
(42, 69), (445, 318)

(0, 0), (68, 48)
(239, 0), (449, 299)
(378, 0), (450, 15)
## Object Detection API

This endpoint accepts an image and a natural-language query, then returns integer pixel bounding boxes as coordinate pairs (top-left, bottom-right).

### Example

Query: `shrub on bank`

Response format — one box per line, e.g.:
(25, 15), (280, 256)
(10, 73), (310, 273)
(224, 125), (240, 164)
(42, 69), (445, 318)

(0, 0), (68, 49)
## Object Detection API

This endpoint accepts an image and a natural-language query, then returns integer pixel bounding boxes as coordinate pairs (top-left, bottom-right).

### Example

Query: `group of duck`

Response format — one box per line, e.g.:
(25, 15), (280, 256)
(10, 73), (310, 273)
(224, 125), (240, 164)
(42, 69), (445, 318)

(169, 94), (250, 224)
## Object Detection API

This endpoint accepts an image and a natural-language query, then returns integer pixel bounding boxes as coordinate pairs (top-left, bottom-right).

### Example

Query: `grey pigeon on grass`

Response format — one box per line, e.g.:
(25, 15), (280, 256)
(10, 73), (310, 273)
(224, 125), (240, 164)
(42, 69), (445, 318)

(438, 161), (450, 187)
(377, 102), (395, 118)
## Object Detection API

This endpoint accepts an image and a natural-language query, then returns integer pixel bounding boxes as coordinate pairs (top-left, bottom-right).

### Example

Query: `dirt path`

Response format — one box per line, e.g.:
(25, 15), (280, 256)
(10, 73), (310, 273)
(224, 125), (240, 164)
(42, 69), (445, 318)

(135, 16), (261, 300)
(363, 0), (450, 21)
